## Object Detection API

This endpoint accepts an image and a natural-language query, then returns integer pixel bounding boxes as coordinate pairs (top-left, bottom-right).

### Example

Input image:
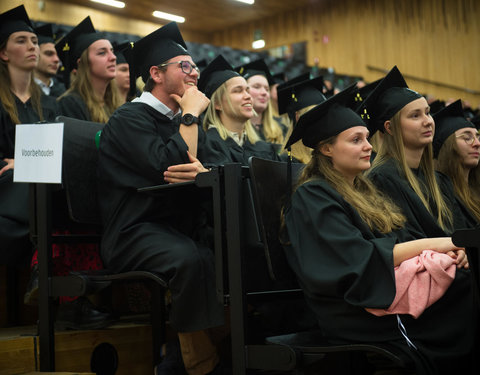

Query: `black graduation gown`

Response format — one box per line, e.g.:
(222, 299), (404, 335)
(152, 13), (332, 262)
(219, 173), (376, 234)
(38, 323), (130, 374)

(252, 119), (287, 152)
(58, 91), (90, 121)
(49, 78), (66, 98)
(0, 94), (58, 261)
(201, 127), (284, 166)
(284, 178), (478, 374)
(97, 101), (223, 332)
(368, 158), (467, 238)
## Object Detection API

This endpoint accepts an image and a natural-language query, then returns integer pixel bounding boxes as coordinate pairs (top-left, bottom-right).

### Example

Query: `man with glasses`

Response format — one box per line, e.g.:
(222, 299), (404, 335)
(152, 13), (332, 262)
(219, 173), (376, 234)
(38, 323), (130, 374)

(97, 22), (224, 375)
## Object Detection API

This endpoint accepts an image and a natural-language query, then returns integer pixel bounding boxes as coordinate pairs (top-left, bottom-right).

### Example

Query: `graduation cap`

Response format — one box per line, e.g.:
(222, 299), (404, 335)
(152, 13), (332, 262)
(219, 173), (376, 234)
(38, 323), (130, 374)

(35, 23), (55, 45)
(197, 55), (241, 99)
(359, 66), (422, 134)
(429, 99), (445, 115)
(285, 83), (365, 149)
(432, 99), (475, 157)
(351, 78), (381, 111)
(196, 58), (208, 71)
(128, 22), (189, 84)
(277, 74), (326, 119)
(112, 40), (133, 65)
(235, 59), (274, 85)
(0, 5), (34, 45)
(53, 26), (69, 43)
(471, 114), (480, 130)
(277, 72), (310, 92)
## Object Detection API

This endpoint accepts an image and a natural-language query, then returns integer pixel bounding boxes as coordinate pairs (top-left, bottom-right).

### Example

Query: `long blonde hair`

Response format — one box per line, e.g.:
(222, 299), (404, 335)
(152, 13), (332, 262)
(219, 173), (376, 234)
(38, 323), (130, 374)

(0, 40), (44, 125)
(295, 139), (406, 233)
(58, 47), (121, 123)
(369, 111), (453, 231)
(260, 102), (285, 144)
(436, 133), (480, 223)
(203, 81), (260, 144)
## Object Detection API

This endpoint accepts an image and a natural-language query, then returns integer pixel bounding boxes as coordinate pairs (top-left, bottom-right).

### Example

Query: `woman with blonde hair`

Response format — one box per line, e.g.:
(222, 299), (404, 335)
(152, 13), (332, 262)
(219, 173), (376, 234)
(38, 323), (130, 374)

(362, 66), (465, 238)
(56, 16), (121, 122)
(0, 5), (58, 262)
(283, 85), (478, 375)
(199, 55), (284, 165)
(433, 99), (480, 227)
(236, 59), (287, 146)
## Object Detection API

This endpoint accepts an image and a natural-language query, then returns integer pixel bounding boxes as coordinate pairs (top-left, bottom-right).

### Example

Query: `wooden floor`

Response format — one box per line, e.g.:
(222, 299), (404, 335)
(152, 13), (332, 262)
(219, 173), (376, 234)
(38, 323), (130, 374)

(1, 264), (165, 375)
(0, 322), (155, 375)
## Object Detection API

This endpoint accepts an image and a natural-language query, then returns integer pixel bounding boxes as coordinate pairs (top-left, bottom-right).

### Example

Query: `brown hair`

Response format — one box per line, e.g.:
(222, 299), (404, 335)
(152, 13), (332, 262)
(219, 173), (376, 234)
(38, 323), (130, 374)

(58, 46), (121, 123)
(436, 133), (480, 222)
(368, 111), (453, 231)
(295, 137), (406, 233)
(0, 39), (44, 125)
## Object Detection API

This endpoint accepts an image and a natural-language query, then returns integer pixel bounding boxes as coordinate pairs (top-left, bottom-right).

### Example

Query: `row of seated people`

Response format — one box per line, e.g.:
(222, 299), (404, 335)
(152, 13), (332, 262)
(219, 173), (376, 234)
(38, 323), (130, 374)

(1, 5), (480, 375)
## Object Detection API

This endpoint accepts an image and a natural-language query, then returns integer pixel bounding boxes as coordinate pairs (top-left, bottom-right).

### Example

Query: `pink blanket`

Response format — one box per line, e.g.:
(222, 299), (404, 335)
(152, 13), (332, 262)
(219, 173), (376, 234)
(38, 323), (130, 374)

(366, 250), (456, 319)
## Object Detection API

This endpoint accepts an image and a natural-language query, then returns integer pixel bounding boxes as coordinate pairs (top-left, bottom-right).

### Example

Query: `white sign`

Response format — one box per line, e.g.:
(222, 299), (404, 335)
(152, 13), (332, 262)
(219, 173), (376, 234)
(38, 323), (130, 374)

(13, 123), (64, 183)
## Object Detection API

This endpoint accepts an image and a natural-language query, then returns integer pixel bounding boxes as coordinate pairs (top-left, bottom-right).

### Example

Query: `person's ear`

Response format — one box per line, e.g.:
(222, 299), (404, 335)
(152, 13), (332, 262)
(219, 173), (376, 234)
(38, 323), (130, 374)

(150, 66), (163, 84)
(319, 143), (332, 157)
(0, 49), (8, 62)
(384, 120), (393, 135)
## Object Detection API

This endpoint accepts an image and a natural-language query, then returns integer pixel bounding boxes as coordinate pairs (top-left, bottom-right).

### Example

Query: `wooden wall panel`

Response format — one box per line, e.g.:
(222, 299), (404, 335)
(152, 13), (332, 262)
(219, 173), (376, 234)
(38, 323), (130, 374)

(211, 0), (480, 107)
(1, 0), (478, 106)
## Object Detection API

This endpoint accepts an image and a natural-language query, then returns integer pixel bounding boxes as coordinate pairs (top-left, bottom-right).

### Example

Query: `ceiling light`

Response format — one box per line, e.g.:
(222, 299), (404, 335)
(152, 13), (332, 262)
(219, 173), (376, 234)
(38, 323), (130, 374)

(234, 0), (255, 4)
(252, 39), (265, 49)
(153, 11), (185, 23)
(90, 0), (125, 9)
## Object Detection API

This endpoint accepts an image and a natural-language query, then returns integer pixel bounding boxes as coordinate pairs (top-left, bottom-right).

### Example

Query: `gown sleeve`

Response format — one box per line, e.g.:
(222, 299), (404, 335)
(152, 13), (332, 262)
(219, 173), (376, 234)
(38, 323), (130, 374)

(285, 179), (397, 308)
(201, 128), (239, 166)
(99, 103), (190, 189)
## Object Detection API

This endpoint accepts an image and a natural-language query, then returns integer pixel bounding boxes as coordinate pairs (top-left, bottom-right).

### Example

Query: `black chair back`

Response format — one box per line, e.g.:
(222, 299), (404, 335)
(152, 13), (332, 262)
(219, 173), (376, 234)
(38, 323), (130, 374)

(58, 115), (104, 224)
(248, 157), (305, 287)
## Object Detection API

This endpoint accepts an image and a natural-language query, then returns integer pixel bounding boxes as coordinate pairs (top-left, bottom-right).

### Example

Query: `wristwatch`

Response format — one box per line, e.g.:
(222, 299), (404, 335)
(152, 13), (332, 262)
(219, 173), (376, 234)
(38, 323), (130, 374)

(180, 113), (199, 126)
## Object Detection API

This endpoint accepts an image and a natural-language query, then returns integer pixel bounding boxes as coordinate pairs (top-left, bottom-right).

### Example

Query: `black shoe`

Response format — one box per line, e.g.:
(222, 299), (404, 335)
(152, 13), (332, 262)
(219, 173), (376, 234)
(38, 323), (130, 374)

(55, 296), (113, 330)
(24, 264), (39, 306)
(154, 340), (187, 375)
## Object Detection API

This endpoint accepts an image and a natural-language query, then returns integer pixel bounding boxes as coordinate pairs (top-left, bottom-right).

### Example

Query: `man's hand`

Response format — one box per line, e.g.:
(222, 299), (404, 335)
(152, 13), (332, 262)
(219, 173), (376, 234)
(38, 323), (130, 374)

(164, 151), (209, 184)
(170, 86), (210, 117)
(0, 158), (14, 176)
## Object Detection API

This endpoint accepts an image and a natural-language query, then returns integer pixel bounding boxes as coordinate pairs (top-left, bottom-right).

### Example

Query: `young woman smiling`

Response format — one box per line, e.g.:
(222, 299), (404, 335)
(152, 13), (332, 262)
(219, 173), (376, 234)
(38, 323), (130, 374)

(236, 59), (287, 146)
(199, 55), (284, 166)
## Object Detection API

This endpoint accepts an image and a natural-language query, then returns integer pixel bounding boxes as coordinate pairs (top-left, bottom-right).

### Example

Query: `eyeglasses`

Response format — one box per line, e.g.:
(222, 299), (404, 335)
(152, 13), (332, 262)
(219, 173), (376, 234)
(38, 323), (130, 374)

(158, 60), (200, 77)
(456, 132), (480, 145)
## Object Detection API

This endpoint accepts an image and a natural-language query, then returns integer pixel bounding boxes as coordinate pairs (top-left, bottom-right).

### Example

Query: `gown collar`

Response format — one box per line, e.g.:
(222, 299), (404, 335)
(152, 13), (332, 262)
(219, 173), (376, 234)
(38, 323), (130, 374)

(132, 91), (181, 120)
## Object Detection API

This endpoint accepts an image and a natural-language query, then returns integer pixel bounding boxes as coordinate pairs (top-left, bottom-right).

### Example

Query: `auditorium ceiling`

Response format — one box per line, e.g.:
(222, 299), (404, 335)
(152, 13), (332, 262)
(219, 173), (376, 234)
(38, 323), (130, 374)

(58, 0), (314, 33)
